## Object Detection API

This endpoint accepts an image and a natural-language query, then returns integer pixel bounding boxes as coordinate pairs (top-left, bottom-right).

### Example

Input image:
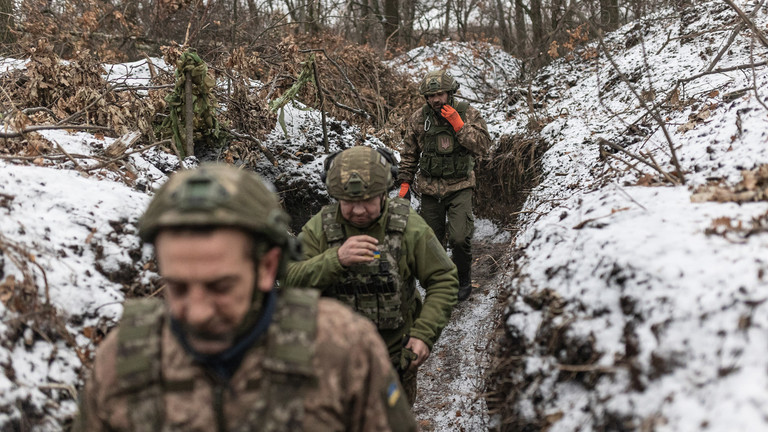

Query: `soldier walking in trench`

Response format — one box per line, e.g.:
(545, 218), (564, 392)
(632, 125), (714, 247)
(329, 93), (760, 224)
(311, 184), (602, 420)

(74, 163), (416, 431)
(285, 145), (459, 406)
(397, 70), (492, 302)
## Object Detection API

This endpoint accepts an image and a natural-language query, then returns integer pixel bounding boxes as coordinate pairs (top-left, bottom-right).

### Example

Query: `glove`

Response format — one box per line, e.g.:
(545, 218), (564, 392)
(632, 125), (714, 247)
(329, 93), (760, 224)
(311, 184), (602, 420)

(398, 183), (411, 200)
(440, 105), (464, 132)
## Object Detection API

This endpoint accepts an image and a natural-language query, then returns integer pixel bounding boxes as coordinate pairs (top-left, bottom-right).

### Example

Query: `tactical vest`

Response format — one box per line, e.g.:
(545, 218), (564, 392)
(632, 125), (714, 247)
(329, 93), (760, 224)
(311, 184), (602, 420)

(114, 288), (319, 432)
(419, 102), (474, 179)
(321, 198), (414, 330)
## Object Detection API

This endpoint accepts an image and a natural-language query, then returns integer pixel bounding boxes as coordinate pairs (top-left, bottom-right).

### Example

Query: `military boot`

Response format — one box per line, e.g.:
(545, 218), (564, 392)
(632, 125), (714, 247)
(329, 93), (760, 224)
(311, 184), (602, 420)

(457, 268), (472, 302)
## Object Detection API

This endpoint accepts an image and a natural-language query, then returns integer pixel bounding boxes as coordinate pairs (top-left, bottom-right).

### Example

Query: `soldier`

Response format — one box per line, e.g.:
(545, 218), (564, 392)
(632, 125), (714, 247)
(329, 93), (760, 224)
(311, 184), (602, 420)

(74, 164), (416, 431)
(397, 70), (492, 302)
(285, 145), (458, 405)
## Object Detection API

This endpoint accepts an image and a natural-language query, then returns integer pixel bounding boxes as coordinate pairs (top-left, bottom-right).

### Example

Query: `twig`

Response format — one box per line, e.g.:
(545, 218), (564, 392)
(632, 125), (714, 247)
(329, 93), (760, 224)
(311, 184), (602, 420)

(613, 182), (648, 211)
(0, 124), (114, 139)
(83, 139), (172, 172)
(38, 383), (78, 400)
(750, 38), (768, 112)
(595, 31), (684, 183)
(228, 130), (278, 166)
(706, 0), (768, 72)
(723, 0), (768, 49)
(184, 70), (194, 157)
(556, 363), (620, 373)
(572, 207), (629, 230)
(598, 138), (677, 183)
(21, 107), (60, 120)
(681, 61), (768, 84)
(53, 140), (85, 172)
(298, 48), (367, 116)
(311, 59), (329, 152)
(322, 90), (372, 118)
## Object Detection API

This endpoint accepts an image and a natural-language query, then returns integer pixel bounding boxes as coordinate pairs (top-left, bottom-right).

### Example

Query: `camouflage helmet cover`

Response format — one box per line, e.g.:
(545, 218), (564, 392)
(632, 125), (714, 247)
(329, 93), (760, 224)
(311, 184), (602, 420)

(138, 163), (291, 247)
(419, 70), (460, 96)
(325, 146), (394, 201)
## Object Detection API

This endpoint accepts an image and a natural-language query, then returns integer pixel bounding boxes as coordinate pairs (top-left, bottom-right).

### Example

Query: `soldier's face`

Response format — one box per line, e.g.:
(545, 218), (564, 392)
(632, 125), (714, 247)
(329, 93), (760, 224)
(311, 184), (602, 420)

(155, 228), (280, 354)
(339, 195), (384, 228)
(427, 91), (449, 111)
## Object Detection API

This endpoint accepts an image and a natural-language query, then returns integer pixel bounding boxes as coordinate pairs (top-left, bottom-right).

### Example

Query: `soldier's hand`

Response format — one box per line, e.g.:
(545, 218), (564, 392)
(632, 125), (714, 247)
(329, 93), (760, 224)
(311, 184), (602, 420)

(440, 105), (465, 132)
(337, 235), (379, 267)
(405, 337), (430, 371)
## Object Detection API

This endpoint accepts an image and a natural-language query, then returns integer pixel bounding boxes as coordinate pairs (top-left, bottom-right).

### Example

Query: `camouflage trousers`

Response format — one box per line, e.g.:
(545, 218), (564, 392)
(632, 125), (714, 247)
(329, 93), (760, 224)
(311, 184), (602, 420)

(420, 188), (474, 286)
(401, 368), (418, 407)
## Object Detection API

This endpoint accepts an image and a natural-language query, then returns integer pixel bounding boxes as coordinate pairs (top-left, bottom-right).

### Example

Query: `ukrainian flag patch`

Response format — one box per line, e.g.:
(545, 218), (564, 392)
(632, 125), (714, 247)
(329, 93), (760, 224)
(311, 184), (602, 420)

(387, 382), (401, 407)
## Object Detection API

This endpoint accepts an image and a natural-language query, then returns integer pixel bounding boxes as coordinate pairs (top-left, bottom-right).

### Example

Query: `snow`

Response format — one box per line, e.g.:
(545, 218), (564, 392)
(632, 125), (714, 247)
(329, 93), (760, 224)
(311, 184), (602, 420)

(1, 0), (768, 429)
(498, 1), (768, 430)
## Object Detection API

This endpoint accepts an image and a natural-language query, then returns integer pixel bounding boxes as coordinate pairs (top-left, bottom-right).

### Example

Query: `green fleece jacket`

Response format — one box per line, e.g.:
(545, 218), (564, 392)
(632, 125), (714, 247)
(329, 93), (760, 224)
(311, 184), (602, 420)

(285, 199), (458, 356)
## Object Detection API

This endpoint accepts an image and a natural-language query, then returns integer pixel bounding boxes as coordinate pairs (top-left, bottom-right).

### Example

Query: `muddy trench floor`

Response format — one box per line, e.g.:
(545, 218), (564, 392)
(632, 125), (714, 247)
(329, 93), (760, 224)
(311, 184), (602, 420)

(413, 240), (511, 431)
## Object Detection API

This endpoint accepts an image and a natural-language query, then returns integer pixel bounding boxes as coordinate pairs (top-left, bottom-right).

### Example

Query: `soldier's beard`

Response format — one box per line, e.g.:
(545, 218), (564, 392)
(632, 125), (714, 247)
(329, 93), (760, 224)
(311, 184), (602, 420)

(430, 101), (444, 112)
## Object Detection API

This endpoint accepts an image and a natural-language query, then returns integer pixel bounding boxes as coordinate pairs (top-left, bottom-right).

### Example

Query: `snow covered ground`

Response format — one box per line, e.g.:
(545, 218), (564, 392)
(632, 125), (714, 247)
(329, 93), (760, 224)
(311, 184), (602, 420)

(493, 1), (768, 430)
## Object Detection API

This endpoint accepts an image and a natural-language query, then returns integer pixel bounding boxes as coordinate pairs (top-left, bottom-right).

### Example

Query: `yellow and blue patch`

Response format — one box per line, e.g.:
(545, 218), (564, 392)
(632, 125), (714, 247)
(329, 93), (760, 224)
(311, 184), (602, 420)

(387, 381), (401, 407)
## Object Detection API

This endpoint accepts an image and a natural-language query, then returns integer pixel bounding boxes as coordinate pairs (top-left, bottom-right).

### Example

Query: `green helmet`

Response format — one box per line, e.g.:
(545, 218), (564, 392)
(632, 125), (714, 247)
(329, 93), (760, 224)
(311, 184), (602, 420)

(324, 146), (394, 201)
(419, 70), (460, 96)
(138, 163), (291, 249)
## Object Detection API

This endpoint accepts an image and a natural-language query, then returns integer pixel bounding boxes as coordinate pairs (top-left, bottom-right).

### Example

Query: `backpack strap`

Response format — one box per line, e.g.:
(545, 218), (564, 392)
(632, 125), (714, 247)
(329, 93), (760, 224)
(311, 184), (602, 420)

(320, 203), (345, 246)
(115, 298), (165, 431)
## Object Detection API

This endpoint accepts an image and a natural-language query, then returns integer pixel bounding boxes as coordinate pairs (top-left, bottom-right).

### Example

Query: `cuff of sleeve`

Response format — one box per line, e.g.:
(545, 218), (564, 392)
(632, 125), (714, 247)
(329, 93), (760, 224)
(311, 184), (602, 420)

(330, 246), (345, 271)
(408, 328), (435, 351)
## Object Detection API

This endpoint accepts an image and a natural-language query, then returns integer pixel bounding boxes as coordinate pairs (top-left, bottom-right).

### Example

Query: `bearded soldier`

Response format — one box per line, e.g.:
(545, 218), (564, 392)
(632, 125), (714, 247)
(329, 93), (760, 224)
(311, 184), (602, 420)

(74, 164), (416, 431)
(285, 146), (458, 405)
(397, 70), (492, 302)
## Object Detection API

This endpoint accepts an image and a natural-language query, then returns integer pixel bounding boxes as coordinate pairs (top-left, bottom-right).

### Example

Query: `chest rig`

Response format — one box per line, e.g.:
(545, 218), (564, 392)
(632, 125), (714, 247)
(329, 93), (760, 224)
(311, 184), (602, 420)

(321, 198), (413, 330)
(419, 102), (474, 179)
(114, 288), (319, 432)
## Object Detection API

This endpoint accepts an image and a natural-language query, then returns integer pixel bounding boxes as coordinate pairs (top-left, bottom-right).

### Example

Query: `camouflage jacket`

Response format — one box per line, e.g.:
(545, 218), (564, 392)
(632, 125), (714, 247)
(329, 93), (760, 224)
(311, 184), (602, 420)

(285, 198), (458, 356)
(74, 295), (416, 432)
(398, 103), (491, 198)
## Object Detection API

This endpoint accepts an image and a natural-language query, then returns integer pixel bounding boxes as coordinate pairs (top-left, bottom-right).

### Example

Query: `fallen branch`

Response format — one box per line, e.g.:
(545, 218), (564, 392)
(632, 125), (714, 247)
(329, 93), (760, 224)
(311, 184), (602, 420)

(83, 139), (172, 172)
(299, 48), (367, 115)
(723, 0), (768, 49)
(706, 0), (768, 72)
(595, 32), (685, 183)
(598, 138), (678, 184)
(0, 124), (114, 139)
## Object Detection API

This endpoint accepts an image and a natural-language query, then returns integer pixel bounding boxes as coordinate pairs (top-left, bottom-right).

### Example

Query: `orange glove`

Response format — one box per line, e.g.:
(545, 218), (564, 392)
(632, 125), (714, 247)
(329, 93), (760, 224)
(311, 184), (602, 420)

(398, 183), (411, 199)
(440, 105), (464, 132)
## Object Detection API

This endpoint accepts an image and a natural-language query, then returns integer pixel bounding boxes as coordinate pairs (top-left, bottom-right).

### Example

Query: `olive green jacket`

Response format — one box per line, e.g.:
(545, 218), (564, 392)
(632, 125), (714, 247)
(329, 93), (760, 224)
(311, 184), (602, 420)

(285, 199), (458, 355)
(398, 103), (491, 198)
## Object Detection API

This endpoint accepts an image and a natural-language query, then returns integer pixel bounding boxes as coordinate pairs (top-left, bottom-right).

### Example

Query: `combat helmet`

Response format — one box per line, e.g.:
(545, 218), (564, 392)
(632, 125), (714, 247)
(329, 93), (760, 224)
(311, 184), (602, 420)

(138, 163), (292, 252)
(419, 70), (460, 96)
(324, 146), (397, 201)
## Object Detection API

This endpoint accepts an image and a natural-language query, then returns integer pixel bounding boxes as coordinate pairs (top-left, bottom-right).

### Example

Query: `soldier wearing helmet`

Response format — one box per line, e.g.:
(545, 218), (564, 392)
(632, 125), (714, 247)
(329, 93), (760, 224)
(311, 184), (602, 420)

(74, 164), (416, 431)
(397, 70), (491, 302)
(286, 146), (459, 406)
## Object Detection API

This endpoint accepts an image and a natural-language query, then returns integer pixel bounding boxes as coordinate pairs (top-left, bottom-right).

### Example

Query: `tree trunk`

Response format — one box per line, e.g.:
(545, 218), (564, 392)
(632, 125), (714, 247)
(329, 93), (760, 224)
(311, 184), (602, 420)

(600, 0), (620, 30)
(0, 0), (13, 44)
(443, 0), (451, 38)
(530, 0), (544, 56)
(551, 0), (564, 31)
(495, 0), (512, 52)
(514, 0), (526, 57)
(383, 0), (400, 43)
